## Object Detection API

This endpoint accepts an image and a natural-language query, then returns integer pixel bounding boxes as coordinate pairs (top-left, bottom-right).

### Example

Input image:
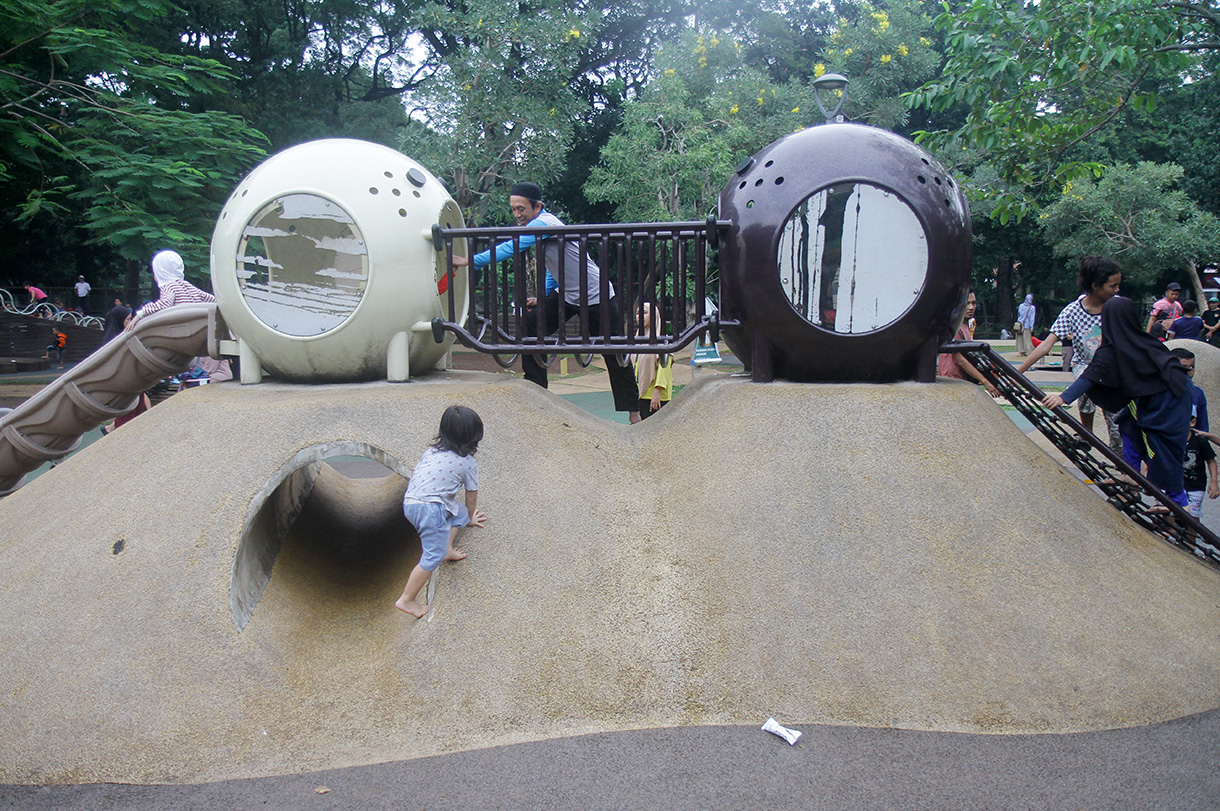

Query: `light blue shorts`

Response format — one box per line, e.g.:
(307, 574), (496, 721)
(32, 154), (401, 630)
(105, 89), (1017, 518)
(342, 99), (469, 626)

(403, 500), (470, 571)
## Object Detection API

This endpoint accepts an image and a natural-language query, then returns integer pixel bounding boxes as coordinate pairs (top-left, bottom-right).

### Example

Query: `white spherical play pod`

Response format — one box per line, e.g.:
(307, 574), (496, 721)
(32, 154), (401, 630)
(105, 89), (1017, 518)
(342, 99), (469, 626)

(210, 139), (468, 383)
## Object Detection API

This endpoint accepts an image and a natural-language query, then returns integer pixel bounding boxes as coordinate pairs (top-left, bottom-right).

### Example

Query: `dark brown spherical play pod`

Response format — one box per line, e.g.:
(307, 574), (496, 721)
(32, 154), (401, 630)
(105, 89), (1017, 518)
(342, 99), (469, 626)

(717, 123), (972, 383)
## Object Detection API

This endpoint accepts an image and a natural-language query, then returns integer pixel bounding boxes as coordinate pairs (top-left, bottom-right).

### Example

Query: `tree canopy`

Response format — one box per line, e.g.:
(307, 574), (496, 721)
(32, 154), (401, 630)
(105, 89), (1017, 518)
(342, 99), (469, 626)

(1, 0), (267, 285)
(6, 0), (1220, 331)
(585, 30), (812, 223)
(1040, 161), (1220, 299)
(905, 0), (1217, 223)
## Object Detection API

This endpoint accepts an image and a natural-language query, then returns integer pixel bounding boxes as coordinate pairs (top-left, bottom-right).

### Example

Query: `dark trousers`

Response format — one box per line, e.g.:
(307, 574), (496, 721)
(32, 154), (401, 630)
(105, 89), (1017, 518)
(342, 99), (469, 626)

(1118, 388), (1192, 505)
(522, 293), (638, 412)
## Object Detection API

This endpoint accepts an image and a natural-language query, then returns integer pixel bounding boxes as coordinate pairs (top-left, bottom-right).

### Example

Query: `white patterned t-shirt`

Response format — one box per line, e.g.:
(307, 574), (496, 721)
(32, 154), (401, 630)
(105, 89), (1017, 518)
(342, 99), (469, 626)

(1049, 296), (1103, 375)
(405, 447), (478, 517)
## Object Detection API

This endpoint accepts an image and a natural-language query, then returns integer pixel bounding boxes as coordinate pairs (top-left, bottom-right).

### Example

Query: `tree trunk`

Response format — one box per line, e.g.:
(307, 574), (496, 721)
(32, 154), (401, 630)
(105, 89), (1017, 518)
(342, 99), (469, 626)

(1185, 259), (1205, 307)
(995, 258), (1016, 332)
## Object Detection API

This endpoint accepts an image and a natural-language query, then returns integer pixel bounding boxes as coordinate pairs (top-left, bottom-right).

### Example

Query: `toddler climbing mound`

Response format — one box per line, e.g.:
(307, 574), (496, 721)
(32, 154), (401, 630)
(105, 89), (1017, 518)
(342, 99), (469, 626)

(396, 405), (487, 618)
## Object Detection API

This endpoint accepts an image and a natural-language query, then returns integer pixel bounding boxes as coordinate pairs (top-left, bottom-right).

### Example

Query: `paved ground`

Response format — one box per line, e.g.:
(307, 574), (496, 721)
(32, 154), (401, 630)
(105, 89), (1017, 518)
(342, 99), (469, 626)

(3, 710), (1219, 810)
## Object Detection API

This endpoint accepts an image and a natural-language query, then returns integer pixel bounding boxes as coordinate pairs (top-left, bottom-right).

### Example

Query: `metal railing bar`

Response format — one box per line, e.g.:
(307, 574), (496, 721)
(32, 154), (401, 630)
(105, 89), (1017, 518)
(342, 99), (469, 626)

(442, 221), (728, 239)
(438, 316), (728, 356)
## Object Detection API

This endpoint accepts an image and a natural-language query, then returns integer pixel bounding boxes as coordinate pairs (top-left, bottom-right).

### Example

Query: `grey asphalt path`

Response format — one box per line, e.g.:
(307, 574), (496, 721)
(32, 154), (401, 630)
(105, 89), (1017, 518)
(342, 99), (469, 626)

(4, 711), (1218, 810)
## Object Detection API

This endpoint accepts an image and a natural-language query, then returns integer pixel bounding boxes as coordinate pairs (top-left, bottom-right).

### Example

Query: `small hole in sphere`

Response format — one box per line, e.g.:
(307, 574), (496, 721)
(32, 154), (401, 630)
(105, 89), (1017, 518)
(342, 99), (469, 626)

(917, 175), (927, 184)
(921, 158), (930, 165)
(393, 189), (401, 196)
(288, 225), (296, 233)
(241, 189), (248, 197)
(943, 199), (951, 208)
(746, 200), (755, 208)
(934, 176), (942, 186)
(413, 191), (421, 198)
(398, 209), (407, 217)
(739, 181), (746, 190)
(764, 160), (774, 167)
(754, 178), (764, 187)
(947, 178), (955, 188)
(774, 177), (784, 185)
(369, 187), (379, 195)
(384, 171), (393, 178)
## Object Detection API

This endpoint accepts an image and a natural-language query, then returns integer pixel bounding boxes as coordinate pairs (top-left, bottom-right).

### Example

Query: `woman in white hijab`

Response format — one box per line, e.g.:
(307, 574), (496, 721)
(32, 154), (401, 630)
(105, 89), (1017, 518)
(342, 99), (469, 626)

(124, 250), (215, 331)
(1015, 293), (1036, 356)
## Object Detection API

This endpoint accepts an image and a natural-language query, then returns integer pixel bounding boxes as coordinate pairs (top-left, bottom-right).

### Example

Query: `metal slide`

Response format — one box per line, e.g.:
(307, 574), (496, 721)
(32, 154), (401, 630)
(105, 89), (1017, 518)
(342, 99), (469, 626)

(0, 303), (216, 496)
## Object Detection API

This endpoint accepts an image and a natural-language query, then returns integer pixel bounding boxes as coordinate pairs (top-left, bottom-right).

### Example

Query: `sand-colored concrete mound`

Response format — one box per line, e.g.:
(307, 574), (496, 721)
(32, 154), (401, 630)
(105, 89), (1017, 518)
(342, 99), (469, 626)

(1, 373), (1218, 785)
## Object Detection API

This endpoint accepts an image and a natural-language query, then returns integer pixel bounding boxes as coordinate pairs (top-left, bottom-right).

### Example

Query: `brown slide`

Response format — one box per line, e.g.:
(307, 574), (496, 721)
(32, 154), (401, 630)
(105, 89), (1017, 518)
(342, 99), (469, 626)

(0, 303), (216, 495)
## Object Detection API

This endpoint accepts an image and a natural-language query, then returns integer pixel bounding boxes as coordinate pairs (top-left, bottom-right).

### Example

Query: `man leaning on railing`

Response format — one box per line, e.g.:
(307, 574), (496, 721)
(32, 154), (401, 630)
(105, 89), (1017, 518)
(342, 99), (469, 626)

(451, 181), (640, 421)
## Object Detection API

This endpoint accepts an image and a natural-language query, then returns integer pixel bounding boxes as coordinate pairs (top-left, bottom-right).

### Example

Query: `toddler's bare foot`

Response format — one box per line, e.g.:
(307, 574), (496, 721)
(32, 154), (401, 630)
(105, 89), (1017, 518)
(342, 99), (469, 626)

(443, 548), (467, 562)
(395, 598), (427, 618)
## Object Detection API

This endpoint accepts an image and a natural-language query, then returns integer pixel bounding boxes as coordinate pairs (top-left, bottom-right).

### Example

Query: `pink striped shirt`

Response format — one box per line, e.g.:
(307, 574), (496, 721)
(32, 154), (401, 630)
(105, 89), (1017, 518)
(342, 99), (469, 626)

(136, 279), (215, 318)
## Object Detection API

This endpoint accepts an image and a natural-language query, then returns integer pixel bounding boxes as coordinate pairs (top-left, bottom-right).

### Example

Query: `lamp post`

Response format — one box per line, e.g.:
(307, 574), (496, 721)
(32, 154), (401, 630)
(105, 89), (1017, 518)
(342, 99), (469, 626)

(813, 73), (849, 124)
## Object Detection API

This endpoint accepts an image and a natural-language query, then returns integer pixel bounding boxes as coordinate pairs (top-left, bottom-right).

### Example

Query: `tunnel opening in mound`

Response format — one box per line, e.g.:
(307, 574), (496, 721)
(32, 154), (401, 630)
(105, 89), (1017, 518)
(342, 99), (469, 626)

(231, 441), (419, 630)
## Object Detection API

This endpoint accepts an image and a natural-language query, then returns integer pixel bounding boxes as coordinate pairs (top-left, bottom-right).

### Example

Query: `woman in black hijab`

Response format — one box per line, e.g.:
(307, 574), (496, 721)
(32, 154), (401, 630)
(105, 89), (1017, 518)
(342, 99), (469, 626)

(1043, 295), (1193, 505)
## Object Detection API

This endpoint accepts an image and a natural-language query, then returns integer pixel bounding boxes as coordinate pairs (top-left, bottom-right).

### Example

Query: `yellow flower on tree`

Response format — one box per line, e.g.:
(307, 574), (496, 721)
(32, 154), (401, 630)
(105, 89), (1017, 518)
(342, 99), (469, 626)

(897, 44), (908, 56)
(880, 54), (892, 64)
(814, 63), (826, 78)
(730, 104), (739, 114)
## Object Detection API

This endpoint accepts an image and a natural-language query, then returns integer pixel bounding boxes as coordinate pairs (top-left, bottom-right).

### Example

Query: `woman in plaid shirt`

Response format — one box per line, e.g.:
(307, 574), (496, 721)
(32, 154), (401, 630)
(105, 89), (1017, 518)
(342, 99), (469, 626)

(1018, 257), (1124, 450)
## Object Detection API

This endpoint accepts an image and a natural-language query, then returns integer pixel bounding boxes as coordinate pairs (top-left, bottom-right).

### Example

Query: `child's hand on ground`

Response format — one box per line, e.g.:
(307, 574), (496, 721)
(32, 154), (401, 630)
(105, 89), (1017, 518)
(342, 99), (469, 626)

(468, 509), (487, 528)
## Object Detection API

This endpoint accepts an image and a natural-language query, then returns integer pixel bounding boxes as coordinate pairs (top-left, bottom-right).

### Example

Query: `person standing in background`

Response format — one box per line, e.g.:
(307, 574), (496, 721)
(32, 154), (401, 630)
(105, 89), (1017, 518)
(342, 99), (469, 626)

(1015, 294), (1036, 356)
(1146, 282), (1183, 334)
(74, 276), (91, 314)
(1168, 301), (1205, 341)
(1019, 256), (1124, 453)
(1201, 296), (1220, 344)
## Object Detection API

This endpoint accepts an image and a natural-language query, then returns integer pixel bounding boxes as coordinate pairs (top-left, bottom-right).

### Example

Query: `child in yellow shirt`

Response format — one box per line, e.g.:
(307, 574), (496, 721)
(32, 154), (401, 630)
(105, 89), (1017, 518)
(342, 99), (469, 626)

(632, 302), (673, 421)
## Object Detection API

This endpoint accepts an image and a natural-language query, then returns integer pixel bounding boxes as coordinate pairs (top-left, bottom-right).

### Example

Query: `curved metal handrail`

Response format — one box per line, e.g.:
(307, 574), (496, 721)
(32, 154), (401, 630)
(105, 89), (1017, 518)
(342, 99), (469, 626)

(1, 288), (102, 328)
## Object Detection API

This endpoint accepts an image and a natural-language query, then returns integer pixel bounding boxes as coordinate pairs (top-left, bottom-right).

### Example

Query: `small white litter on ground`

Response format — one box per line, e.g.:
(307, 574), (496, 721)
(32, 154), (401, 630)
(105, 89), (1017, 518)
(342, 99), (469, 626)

(761, 717), (802, 745)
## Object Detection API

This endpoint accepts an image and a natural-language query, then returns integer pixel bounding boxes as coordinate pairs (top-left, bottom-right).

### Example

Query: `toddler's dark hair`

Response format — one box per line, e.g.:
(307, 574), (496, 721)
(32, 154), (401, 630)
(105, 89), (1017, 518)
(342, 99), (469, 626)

(1078, 256), (1122, 294)
(434, 405), (483, 457)
(1170, 347), (1196, 361)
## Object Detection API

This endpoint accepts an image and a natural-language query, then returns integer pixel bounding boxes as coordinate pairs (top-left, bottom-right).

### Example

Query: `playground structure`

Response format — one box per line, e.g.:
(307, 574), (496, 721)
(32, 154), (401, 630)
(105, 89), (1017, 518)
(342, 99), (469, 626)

(0, 287), (103, 329)
(430, 124), (973, 384)
(0, 304), (214, 495)
(2, 125), (1215, 551)
(2, 373), (1220, 786)
(209, 138), (467, 384)
(0, 124), (1218, 790)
